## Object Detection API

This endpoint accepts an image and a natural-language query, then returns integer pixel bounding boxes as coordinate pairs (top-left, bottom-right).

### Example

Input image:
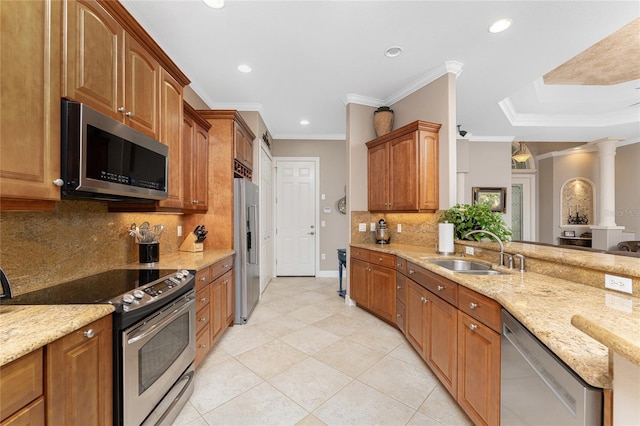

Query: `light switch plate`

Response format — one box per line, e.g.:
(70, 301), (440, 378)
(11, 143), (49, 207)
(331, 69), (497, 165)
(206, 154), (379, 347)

(397, 224), (402, 233)
(358, 223), (366, 232)
(177, 225), (182, 237)
(605, 274), (632, 294)
(370, 223), (375, 231)
(465, 246), (474, 256)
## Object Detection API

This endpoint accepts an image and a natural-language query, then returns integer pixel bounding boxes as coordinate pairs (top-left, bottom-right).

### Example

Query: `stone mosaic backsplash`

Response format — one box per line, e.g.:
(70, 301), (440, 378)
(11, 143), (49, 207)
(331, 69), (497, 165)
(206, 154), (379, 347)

(351, 210), (441, 247)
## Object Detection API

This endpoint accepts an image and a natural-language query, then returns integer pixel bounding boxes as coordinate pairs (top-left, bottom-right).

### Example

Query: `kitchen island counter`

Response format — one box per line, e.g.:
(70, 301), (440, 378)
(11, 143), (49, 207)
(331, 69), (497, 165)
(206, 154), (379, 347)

(0, 304), (114, 366)
(350, 243), (640, 389)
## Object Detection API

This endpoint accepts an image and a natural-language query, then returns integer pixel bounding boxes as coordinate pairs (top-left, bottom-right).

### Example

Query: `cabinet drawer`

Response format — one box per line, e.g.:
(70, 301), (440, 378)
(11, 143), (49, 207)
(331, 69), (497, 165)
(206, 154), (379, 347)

(1, 396), (44, 426)
(370, 252), (395, 268)
(407, 262), (458, 306)
(395, 257), (407, 274)
(0, 349), (43, 423)
(350, 247), (370, 262)
(196, 286), (210, 311)
(396, 300), (406, 333)
(195, 327), (211, 368)
(210, 255), (234, 280)
(196, 304), (211, 334)
(458, 286), (501, 333)
(195, 268), (211, 291)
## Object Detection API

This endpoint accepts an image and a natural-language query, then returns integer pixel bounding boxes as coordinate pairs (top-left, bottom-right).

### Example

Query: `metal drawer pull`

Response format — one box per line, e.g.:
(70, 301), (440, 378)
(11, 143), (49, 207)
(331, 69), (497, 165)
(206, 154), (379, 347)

(409, 269), (415, 275)
(437, 285), (444, 291)
(469, 302), (478, 309)
(200, 297), (207, 302)
(397, 285), (401, 289)
(83, 329), (95, 338)
(379, 257), (382, 261)
(469, 324), (478, 331)
(200, 317), (207, 322)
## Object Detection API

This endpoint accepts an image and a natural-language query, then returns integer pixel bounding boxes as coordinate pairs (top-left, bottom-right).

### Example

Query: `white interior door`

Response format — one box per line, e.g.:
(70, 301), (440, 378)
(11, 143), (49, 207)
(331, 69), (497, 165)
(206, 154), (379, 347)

(259, 146), (274, 293)
(512, 173), (537, 241)
(275, 160), (317, 276)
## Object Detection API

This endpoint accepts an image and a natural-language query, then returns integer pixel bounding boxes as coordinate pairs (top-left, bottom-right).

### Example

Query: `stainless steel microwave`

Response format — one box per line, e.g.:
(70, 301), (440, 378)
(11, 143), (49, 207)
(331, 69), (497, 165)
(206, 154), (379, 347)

(61, 99), (168, 201)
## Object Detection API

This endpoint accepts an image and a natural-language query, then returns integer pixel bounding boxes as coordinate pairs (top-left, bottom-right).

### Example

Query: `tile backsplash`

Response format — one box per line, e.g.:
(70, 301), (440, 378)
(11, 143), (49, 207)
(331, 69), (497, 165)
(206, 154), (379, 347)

(351, 211), (442, 247)
(0, 201), (183, 296)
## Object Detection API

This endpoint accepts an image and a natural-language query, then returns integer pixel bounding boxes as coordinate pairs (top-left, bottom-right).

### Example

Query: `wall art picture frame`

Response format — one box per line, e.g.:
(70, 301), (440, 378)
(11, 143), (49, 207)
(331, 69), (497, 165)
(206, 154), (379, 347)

(563, 230), (576, 237)
(472, 187), (507, 213)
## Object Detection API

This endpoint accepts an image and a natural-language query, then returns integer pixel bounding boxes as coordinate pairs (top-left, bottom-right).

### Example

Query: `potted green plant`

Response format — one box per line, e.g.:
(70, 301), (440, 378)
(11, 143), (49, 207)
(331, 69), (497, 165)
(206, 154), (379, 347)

(440, 203), (512, 241)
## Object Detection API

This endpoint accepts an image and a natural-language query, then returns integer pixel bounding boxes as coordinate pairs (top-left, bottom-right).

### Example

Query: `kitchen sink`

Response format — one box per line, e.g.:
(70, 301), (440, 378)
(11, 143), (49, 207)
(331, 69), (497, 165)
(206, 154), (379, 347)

(423, 259), (505, 275)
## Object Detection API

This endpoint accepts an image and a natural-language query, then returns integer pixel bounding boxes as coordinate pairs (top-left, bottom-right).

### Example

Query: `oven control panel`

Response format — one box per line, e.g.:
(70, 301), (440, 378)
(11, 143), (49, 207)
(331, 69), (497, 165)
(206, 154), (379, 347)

(111, 270), (194, 311)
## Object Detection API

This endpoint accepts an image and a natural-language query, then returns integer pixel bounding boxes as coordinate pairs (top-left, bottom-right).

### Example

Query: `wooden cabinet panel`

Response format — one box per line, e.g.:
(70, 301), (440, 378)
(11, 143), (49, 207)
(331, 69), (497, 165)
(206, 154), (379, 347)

(0, 0), (61, 209)
(395, 299), (406, 333)
(407, 262), (458, 307)
(224, 270), (235, 326)
(396, 271), (406, 305)
(395, 257), (407, 274)
(367, 142), (389, 211)
(350, 247), (371, 262)
(157, 69), (183, 209)
(0, 349), (43, 423)
(457, 311), (500, 426)
(64, 0), (121, 119)
(406, 280), (428, 355)
(369, 252), (396, 269)
(418, 129), (439, 211)
(210, 276), (225, 343)
(196, 304), (211, 335)
(183, 103), (210, 212)
(210, 256), (234, 280)
(426, 291), (458, 397)
(195, 327), (210, 368)
(388, 135), (418, 211)
(123, 32), (158, 138)
(349, 258), (370, 307)
(1, 397), (44, 426)
(369, 264), (396, 323)
(46, 315), (112, 426)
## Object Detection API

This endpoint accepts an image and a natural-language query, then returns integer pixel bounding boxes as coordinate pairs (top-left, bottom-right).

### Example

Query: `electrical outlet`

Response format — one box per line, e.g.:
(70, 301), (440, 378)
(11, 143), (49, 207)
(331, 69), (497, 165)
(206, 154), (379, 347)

(321, 220), (326, 227)
(359, 223), (366, 232)
(370, 223), (375, 231)
(397, 224), (402, 233)
(177, 225), (182, 237)
(321, 253), (326, 260)
(465, 246), (474, 256)
(605, 274), (632, 294)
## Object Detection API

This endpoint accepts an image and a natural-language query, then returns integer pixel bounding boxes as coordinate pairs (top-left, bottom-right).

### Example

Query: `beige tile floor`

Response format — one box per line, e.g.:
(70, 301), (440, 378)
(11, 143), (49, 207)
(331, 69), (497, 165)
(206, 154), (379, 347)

(173, 277), (473, 426)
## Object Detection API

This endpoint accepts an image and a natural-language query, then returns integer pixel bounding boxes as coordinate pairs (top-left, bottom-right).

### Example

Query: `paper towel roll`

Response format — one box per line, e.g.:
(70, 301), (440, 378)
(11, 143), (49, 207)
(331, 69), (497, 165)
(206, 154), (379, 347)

(438, 222), (454, 254)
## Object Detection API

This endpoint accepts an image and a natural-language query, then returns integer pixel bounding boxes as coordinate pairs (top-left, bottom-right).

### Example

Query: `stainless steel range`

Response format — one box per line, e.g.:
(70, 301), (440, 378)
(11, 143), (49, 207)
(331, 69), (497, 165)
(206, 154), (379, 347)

(2, 268), (196, 426)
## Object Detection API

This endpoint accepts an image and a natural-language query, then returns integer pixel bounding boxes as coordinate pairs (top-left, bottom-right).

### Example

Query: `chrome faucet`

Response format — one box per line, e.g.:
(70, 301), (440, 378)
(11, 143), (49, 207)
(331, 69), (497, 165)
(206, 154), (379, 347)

(514, 253), (525, 272)
(462, 230), (506, 266)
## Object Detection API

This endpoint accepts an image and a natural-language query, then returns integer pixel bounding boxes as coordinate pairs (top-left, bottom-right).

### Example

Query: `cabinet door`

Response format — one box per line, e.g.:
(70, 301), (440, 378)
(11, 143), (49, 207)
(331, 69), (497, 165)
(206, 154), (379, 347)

(406, 280), (427, 356)
(182, 113), (208, 212)
(64, 0), (121, 119)
(395, 272), (407, 332)
(426, 292), (458, 397)
(46, 315), (112, 426)
(210, 277), (225, 344)
(388, 135), (418, 211)
(123, 32), (159, 138)
(457, 311), (500, 426)
(225, 270), (235, 326)
(367, 143), (389, 211)
(369, 264), (396, 323)
(0, 0), (61, 208)
(349, 258), (370, 308)
(234, 122), (253, 168)
(418, 129), (439, 211)
(157, 69), (183, 209)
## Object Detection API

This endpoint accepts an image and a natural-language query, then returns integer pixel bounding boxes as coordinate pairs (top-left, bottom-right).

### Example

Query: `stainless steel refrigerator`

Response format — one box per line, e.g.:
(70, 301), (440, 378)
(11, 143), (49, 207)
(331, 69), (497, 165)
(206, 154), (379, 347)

(234, 178), (260, 324)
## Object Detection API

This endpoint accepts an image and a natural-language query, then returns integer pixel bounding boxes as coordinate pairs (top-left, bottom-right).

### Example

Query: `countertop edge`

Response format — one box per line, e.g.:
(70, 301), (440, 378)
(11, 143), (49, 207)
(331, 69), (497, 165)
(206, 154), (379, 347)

(571, 314), (640, 367)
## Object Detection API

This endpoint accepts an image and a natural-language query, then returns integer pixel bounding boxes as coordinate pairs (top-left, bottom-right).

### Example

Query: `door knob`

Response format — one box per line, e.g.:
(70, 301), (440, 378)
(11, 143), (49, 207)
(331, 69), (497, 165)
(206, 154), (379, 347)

(308, 232), (315, 235)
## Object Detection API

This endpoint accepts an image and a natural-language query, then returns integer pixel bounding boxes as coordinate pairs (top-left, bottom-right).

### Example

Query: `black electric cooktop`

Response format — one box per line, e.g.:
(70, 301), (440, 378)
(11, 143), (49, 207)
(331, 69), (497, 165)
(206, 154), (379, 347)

(0, 269), (177, 305)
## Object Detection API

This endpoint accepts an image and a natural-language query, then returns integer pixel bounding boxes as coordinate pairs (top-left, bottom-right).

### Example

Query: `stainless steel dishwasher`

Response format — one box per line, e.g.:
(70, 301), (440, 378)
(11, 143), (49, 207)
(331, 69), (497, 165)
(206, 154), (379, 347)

(501, 309), (603, 425)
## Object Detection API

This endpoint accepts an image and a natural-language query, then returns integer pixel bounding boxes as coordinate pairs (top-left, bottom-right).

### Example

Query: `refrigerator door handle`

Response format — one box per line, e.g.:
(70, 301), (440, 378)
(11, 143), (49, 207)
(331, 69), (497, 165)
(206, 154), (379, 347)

(248, 204), (258, 264)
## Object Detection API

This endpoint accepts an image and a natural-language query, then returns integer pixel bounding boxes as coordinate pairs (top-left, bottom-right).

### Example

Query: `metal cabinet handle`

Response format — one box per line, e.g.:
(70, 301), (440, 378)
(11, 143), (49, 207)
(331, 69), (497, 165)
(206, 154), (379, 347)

(437, 285), (444, 291)
(409, 269), (415, 275)
(397, 285), (401, 289)
(469, 324), (478, 331)
(200, 276), (207, 281)
(83, 329), (95, 338)
(199, 343), (207, 349)
(308, 232), (315, 235)
(378, 257), (382, 261)
(192, 200), (199, 204)
(199, 297), (207, 302)
(125, 111), (133, 117)
(118, 107), (126, 113)
(199, 317), (207, 322)
(469, 302), (478, 309)
(53, 178), (64, 186)
(397, 313), (402, 318)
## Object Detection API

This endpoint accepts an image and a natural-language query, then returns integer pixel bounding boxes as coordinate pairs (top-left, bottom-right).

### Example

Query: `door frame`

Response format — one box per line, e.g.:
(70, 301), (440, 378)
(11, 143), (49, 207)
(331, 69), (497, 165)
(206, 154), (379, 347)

(512, 170), (537, 241)
(274, 157), (320, 277)
(260, 142), (274, 294)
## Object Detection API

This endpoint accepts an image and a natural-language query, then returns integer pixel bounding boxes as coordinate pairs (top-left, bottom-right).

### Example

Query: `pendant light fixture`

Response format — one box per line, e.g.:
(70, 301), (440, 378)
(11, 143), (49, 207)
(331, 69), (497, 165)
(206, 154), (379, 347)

(512, 142), (532, 163)
(202, 0), (225, 9)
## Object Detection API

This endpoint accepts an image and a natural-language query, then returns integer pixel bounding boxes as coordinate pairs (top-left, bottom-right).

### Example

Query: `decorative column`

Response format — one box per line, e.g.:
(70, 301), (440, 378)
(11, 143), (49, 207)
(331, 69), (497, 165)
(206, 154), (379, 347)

(590, 137), (625, 250)
(457, 139), (469, 204)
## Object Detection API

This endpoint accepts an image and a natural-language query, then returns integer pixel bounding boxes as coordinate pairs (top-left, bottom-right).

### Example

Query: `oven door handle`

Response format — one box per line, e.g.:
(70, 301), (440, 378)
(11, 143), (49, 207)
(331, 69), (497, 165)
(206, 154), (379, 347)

(127, 296), (194, 344)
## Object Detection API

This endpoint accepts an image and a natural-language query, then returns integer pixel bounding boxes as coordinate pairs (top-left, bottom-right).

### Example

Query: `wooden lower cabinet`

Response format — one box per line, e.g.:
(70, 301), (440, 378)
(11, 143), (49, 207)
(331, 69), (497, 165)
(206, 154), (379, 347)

(194, 255), (235, 368)
(0, 349), (44, 425)
(348, 248), (396, 323)
(395, 272), (407, 333)
(46, 315), (113, 426)
(457, 310), (500, 426)
(349, 258), (370, 307)
(406, 279), (428, 354)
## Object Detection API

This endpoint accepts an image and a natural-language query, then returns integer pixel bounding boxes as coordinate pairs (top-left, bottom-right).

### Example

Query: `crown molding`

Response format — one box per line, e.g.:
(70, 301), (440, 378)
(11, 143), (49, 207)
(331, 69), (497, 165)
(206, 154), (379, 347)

(342, 94), (384, 107)
(468, 135), (515, 143)
(272, 133), (346, 141)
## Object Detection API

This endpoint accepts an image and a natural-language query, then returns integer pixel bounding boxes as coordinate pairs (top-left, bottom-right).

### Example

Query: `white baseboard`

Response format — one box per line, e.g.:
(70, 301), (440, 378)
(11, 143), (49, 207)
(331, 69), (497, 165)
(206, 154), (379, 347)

(316, 270), (340, 278)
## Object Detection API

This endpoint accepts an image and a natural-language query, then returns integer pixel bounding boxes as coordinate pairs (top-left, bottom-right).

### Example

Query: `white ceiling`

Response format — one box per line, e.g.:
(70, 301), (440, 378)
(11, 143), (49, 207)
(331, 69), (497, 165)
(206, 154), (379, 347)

(120, 0), (640, 143)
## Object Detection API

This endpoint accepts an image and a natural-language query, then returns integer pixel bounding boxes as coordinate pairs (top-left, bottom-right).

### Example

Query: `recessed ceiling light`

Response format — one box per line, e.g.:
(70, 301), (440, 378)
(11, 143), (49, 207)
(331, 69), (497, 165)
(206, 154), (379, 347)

(489, 18), (512, 33)
(384, 46), (403, 58)
(202, 0), (225, 9)
(300, 120), (310, 125)
(237, 64), (252, 73)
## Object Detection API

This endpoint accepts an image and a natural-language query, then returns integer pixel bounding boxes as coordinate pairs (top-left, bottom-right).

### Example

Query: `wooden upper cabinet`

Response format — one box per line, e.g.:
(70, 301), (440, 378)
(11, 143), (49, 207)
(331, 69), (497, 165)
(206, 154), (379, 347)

(183, 103), (211, 212)
(157, 69), (184, 210)
(63, 0), (121, 119)
(123, 33), (159, 138)
(0, 0), (62, 210)
(366, 120), (441, 212)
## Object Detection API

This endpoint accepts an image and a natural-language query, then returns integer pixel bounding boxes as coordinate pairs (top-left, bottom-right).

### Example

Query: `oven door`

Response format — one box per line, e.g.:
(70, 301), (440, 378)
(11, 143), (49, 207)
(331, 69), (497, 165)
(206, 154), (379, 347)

(122, 290), (196, 426)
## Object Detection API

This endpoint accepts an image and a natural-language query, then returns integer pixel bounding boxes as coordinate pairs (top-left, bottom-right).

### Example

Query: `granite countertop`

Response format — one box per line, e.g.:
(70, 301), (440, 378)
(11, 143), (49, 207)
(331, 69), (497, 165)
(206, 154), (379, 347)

(0, 250), (234, 368)
(351, 243), (640, 389)
(0, 304), (115, 366)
